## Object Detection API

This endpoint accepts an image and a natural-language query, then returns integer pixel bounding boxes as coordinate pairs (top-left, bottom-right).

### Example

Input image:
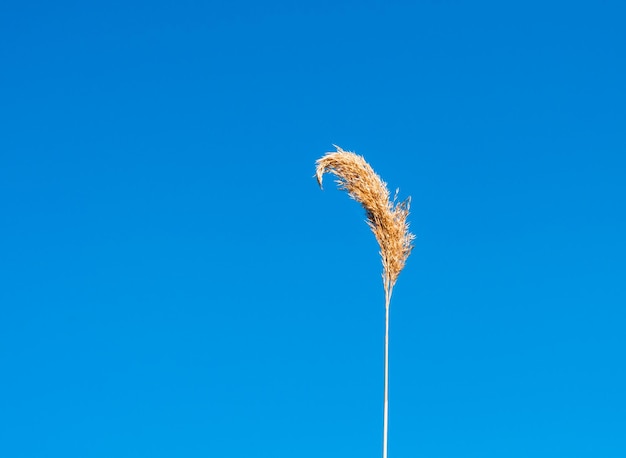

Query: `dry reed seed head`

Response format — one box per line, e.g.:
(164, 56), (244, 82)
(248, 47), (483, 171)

(315, 146), (415, 289)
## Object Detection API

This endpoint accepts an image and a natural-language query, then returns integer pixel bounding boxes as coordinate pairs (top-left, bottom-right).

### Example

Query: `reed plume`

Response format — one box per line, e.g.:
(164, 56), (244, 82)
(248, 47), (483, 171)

(315, 145), (415, 296)
(315, 145), (415, 458)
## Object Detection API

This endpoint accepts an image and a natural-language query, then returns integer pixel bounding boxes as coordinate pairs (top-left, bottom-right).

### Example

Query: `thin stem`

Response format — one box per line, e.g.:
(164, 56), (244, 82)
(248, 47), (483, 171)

(383, 280), (392, 458)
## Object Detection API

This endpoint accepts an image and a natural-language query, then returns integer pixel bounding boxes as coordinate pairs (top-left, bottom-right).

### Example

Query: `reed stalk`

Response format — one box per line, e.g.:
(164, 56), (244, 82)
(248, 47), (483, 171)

(316, 145), (415, 458)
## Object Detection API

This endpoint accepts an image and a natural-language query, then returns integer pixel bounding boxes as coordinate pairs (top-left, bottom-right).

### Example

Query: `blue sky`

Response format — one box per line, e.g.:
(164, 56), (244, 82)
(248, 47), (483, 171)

(1, 1), (625, 457)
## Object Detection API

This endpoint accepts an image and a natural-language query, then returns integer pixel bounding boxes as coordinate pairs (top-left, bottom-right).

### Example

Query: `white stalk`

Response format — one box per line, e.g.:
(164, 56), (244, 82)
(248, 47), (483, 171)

(383, 282), (392, 458)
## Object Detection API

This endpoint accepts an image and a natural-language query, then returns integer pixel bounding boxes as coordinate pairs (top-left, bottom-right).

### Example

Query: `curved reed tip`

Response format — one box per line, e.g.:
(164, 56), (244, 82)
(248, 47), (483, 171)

(315, 145), (415, 290)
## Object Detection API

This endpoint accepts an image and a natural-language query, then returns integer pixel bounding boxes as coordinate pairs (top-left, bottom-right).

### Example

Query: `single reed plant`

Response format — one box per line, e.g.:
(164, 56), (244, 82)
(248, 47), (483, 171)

(315, 145), (415, 458)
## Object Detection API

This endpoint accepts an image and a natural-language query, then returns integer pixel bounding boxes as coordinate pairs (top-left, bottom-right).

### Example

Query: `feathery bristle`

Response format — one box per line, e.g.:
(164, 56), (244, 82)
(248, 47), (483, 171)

(316, 145), (415, 292)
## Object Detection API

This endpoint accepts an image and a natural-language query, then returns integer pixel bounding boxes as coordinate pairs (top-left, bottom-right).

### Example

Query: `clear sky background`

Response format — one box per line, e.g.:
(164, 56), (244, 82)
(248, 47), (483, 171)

(1, 1), (625, 457)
